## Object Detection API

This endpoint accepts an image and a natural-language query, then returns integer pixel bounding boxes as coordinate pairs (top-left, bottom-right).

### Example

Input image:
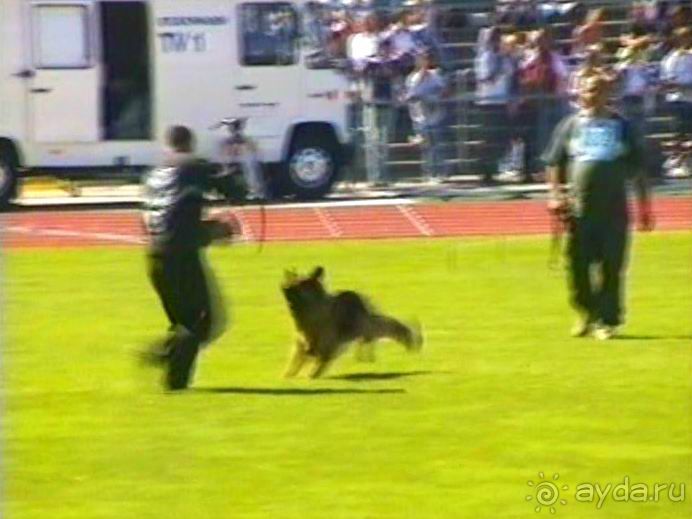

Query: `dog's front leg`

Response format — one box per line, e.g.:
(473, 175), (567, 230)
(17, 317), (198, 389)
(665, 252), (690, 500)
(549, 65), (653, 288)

(309, 357), (333, 379)
(283, 338), (309, 378)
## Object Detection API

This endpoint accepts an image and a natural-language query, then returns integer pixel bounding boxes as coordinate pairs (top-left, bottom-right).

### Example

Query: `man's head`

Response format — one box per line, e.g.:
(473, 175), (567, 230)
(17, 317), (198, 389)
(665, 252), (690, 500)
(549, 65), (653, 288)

(578, 74), (611, 113)
(166, 125), (195, 153)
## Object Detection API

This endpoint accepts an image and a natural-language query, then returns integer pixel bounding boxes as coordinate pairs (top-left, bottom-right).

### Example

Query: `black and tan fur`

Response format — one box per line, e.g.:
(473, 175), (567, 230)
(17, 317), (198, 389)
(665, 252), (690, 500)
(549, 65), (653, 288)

(281, 267), (422, 378)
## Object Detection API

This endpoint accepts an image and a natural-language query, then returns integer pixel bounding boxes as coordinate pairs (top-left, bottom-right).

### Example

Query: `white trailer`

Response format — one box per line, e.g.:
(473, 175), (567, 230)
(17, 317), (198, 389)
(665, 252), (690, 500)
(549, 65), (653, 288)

(0, 0), (353, 205)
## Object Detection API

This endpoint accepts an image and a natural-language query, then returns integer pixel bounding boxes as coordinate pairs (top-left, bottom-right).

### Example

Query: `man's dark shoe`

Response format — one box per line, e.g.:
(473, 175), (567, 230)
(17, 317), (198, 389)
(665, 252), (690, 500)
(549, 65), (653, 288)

(165, 340), (199, 391)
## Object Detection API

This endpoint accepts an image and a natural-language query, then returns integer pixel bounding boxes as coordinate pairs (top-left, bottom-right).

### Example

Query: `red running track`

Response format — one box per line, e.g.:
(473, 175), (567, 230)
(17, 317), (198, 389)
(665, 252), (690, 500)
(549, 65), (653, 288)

(2, 198), (690, 249)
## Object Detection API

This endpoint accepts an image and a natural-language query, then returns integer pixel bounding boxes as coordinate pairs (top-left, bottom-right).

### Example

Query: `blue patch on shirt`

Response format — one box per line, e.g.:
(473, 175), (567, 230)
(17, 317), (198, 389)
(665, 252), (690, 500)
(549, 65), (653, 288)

(569, 118), (626, 162)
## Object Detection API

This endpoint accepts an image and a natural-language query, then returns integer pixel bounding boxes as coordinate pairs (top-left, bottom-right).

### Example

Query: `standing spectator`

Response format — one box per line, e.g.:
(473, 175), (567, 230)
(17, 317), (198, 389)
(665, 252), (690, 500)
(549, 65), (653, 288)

(660, 27), (692, 177)
(405, 0), (449, 70)
(520, 29), (569, 181)
(347, 12), (379, 69)
(474, 26), (516, 183)
(346, 12), (379, 181)
(500, 32), (529, 181)
(383, 8), (419, 144)
(404, 49), (451, 182)
(386, 9), (417, 56)
(626, 1), (652, 36)
(615, 33), (656, 135)
(544, 75), (653, 340)
(361, 32), (400, 186)
(572, 8), (605, 58)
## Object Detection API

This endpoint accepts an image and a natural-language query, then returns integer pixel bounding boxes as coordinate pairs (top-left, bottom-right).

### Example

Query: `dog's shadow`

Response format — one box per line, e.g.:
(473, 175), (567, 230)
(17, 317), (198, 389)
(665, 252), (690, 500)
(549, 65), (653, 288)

(613, 334), (692, 341)
(329, 370), (441, 382)
(192, 387), (406, 396)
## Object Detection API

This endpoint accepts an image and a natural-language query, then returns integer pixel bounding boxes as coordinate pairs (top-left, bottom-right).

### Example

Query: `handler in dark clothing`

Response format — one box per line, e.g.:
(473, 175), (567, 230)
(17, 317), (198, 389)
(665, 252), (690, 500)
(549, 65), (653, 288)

(544, 75), (653, 340)
(142, 126), (245, 390)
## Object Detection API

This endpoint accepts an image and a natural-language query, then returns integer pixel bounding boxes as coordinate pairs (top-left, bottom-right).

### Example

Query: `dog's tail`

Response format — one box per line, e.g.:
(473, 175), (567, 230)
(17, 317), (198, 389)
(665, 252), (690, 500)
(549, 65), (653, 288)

(366, 314), (423, 352)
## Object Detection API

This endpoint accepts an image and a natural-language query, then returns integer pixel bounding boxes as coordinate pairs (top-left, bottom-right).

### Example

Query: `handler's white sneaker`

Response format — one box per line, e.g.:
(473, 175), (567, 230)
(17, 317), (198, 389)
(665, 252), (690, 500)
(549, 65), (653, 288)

(570, 313), (593, 338)
(594, 325), (617, 341)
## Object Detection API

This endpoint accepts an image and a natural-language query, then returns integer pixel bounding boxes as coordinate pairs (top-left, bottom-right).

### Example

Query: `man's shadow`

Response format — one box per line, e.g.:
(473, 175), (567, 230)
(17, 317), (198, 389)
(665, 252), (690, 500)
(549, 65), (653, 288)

(192, 387), (406, 396)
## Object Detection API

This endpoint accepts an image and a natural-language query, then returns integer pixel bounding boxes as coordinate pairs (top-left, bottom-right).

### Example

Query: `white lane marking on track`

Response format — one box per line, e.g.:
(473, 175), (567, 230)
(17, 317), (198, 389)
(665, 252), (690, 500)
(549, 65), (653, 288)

(314, 208), (343, 237)
(4, 225), (145, 245)
(397, 205), (434, 236)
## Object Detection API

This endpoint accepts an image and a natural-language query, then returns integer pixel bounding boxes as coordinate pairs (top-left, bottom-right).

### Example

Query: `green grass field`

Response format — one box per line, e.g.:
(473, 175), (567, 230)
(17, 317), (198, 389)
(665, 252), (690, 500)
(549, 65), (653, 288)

(2, 233), (691, 518)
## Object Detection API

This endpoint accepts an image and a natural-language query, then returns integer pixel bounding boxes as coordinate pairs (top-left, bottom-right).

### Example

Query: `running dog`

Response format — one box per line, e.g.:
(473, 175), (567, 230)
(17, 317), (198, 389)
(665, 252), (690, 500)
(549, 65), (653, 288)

(281, 266), (422, 378)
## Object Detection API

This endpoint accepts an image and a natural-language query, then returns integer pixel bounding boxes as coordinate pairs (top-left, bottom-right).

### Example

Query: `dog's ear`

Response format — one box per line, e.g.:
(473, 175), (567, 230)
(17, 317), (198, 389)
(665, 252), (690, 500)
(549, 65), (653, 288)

(310, 266), (325, 281)
(283, 269), (298, 285)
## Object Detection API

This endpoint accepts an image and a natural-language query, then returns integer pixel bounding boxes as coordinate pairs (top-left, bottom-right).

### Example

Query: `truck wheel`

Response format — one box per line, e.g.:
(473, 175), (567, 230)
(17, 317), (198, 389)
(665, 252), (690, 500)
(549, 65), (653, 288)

(0, 149), (18, 209)
(286, 131), (340, 200)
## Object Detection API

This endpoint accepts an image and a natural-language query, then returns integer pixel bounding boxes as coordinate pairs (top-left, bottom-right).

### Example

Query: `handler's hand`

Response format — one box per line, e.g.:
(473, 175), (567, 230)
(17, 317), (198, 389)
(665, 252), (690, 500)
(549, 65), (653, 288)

(547, 196), (568, 215)
(204, 213), (241, 243)
(638, 207), (654, 232)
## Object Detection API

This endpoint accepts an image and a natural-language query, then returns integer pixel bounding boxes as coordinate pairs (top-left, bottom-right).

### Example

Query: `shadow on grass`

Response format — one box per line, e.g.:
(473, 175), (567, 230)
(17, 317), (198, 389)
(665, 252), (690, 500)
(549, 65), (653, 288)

(613, 334), (692, 341)
(192, 387), (406, 396)
(329, 370), (440, 381)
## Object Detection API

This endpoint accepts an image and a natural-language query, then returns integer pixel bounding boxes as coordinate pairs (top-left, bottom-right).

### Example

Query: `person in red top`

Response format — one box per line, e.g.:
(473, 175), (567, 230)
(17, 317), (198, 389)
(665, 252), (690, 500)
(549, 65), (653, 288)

(519, 29), (568, 181)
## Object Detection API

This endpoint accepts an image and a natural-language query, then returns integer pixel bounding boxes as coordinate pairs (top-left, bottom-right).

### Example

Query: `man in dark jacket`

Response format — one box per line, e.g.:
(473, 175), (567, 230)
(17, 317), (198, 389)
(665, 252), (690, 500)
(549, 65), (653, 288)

(142, 125), (246, 390)
(544, 75), (653, 340)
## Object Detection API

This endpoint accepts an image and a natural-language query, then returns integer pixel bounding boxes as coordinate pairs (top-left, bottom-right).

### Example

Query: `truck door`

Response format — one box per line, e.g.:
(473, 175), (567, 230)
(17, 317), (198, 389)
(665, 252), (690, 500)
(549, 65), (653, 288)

(233, 1), (302, 157)
(29, 2), (100, 143)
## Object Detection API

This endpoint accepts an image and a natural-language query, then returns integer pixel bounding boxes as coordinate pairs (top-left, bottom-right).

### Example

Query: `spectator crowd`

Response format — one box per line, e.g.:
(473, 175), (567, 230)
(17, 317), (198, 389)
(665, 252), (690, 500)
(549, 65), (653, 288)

(302, 0), (692, 185)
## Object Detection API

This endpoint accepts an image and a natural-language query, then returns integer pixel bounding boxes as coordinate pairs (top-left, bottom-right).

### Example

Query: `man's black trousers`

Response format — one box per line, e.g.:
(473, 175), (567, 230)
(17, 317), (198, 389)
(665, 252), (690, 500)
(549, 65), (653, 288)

(566, 217), (629, 327)
(147, 249), (224, 388)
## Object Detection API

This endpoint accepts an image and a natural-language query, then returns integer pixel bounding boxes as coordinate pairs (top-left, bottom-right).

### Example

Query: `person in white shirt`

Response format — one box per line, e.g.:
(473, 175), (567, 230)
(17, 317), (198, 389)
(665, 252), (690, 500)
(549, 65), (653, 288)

(346, 13), (379, 69)
(351, 16), (400, 186)
(346, 13), (379, 182)
(660, 27), (692, 177)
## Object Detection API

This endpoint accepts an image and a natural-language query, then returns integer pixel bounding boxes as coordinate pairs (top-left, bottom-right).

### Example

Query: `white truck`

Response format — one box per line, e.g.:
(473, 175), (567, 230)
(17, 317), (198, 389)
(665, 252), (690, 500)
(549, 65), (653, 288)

(0, 0), (353, 206)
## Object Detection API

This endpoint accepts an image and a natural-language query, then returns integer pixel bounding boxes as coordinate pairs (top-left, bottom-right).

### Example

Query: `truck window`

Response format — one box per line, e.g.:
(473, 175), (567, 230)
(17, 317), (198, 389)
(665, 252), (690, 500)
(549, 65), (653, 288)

(240, 3), (298, 66)
(34, 5), (91, 68)
(302, 2), (350, 70)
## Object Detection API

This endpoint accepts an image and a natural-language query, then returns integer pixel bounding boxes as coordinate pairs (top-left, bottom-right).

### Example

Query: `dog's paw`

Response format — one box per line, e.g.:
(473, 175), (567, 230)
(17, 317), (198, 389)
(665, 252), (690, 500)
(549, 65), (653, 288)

(409, 321), (424, 352)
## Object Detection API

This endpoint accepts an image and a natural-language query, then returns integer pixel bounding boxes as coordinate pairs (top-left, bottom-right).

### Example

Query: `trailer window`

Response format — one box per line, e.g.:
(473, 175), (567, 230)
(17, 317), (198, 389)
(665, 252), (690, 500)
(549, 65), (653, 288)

(34, 5), (91, 68)
(240, 3), (298, 66)
(302, 2), (349, 69)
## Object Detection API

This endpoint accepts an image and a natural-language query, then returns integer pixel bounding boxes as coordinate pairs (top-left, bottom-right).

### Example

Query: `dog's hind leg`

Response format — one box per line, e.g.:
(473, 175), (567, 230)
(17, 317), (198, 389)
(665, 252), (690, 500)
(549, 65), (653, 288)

(365, 315), (423, 351)
(354, 342), (376, 363)
(283, 339), (309, 378)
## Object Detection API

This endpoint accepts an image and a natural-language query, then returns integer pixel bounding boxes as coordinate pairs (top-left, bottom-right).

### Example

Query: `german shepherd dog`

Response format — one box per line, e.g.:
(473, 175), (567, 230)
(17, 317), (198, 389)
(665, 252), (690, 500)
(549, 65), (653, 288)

(281, 267), (422, 378)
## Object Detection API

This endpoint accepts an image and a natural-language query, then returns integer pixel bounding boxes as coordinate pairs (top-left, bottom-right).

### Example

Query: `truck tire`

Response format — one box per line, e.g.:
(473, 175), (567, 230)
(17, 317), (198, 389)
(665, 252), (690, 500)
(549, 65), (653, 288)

(0, 147), (18, 209)
(285, 130), (340, 200)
